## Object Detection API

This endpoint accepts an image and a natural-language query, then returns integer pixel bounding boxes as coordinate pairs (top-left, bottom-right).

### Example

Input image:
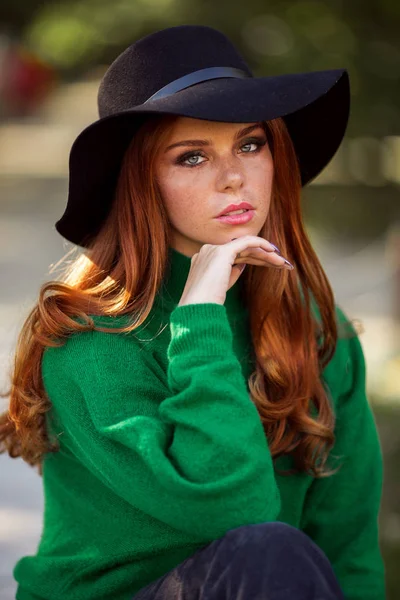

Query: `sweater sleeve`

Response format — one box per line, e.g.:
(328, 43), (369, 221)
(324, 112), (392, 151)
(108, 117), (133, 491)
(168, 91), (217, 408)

(58, 302), (281, 540)
(300, 309), (386, 600)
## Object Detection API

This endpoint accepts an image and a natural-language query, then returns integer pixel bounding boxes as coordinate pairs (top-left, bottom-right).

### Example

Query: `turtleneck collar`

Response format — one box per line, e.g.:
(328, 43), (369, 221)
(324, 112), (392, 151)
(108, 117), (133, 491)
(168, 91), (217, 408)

(155, 246), (248, 319)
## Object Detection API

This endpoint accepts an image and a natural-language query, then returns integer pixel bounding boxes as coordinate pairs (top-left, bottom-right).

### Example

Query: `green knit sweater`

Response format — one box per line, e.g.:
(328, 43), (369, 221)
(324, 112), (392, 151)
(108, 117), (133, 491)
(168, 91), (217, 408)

(14, 247), (385, 600)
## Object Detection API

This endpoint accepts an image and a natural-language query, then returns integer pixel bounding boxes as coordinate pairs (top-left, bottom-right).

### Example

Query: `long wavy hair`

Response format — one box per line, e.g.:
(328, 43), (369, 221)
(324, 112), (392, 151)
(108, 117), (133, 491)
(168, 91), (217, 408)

(0, 114), (358, 477)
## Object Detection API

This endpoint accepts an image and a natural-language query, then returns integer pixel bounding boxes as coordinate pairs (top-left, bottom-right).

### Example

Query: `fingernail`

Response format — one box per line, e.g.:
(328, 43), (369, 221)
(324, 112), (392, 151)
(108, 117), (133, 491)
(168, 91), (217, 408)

(270, 244), (281, 255)
(284, 259), (294, 270)
(238, 264), (246, 273)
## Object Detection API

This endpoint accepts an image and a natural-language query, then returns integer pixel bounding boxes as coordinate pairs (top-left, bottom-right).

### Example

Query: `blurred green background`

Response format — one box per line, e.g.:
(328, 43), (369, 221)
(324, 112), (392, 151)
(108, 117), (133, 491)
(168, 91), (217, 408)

(0, 1), (399, 598)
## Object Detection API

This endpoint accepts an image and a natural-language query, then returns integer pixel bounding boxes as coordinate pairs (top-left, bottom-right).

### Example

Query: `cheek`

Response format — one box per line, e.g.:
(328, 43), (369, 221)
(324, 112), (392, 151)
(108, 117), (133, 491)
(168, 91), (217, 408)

(263, 164), (274, 195)
(246, 155), (274, 194)
(257, 152), (274, 180)
(249, 158), (274, 219)
(158, 169), (208, 219)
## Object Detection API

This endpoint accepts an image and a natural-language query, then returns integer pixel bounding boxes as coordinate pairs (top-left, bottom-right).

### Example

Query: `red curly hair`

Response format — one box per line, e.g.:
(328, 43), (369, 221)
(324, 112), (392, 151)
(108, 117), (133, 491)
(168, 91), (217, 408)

(0, 114), (357, 476)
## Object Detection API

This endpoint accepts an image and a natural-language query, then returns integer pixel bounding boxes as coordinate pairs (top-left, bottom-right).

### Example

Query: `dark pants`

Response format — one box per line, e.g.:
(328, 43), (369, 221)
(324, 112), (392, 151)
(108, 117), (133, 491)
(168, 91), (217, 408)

(132, 521), (345, 599)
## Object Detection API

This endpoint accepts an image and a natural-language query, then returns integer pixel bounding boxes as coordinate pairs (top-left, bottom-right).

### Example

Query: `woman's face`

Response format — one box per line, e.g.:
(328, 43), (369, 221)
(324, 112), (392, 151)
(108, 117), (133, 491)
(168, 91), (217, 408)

(154, 117), (274, 257)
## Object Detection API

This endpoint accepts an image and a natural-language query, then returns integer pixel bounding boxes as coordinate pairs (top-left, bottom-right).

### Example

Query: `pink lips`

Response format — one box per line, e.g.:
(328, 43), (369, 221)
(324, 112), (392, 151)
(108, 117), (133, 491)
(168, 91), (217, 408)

(216, 210), (255, 225)
(217, 201), (254, 217)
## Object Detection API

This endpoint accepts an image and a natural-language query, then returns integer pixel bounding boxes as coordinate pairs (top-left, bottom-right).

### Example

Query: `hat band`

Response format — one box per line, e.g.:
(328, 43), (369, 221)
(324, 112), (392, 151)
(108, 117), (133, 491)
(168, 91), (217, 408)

(143, 66), (251, 103)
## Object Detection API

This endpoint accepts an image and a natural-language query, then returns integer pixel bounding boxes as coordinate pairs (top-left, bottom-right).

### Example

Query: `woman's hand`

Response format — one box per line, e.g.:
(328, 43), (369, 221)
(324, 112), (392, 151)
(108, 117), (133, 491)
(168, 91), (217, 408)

(178, 235), (294, 307)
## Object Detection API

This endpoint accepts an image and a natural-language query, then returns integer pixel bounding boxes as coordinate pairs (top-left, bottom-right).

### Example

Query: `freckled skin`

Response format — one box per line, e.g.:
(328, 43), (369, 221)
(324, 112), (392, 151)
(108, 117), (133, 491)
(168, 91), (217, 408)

(154, 117), (274, 258)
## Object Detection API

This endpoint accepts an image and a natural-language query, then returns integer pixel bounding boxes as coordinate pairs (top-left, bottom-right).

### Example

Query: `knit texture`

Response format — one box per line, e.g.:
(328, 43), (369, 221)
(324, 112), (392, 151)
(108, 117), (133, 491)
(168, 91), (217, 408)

(14, 247), (385, 599)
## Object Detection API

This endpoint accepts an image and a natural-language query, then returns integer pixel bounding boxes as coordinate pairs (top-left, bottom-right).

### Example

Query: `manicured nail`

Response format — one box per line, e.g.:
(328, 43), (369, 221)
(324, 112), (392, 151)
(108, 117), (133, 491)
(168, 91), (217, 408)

(284, 259), (294, 270)
(270, 244), (281, 255)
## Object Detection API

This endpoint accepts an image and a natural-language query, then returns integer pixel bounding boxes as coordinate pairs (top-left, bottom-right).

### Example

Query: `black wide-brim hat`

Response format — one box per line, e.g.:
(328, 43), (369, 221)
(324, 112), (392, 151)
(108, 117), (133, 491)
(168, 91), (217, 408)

(56, 25), (350, 248)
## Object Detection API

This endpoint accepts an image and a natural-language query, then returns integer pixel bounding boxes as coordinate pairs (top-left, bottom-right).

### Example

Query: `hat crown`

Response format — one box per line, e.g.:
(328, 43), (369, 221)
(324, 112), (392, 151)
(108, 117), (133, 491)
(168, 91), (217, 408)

(97, 25), (252, 118)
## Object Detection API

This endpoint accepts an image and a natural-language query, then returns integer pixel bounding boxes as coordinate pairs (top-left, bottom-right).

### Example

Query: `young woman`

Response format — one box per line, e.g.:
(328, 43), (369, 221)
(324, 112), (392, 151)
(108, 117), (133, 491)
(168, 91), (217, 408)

(0, 25), (385, 600)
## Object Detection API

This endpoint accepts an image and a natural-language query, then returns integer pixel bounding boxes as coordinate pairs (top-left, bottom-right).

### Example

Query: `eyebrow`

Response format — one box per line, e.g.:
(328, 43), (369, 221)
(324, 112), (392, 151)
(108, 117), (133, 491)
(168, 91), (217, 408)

(164, 123), (264, 152)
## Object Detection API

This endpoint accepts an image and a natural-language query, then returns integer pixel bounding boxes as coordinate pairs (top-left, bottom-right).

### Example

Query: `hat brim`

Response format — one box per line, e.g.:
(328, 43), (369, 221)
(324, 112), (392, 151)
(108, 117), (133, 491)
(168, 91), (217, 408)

(58, 69), (349, 247)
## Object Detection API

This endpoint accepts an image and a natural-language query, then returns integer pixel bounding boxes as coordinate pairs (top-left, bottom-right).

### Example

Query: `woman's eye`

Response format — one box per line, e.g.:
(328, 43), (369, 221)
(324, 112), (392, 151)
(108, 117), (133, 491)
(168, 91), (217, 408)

(242, 142), (259, 154)
(240, 137), (268, 154)
(178, 152), (206, 167)
(185, 154), (205, 166)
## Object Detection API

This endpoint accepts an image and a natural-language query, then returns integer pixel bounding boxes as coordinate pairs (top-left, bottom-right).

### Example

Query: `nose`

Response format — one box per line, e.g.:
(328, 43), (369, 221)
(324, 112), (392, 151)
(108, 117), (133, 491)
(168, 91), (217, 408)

(215, 157), (244, 193)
